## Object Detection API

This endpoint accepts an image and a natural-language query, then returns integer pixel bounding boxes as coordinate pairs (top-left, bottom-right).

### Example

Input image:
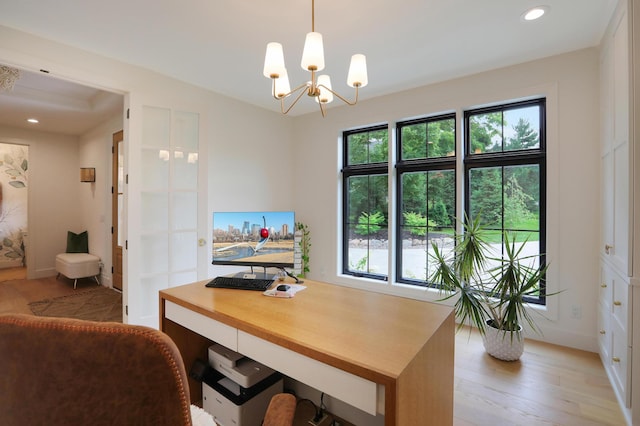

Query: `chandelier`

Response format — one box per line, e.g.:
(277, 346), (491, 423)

(262, 0), (368, 117)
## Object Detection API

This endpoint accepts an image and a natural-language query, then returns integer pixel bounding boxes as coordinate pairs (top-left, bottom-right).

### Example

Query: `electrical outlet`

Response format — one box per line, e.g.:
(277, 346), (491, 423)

(308, 413), (328, 426)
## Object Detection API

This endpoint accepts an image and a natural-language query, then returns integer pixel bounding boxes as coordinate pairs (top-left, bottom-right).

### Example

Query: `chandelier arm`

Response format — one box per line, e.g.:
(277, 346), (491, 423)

(280, 85), (310, 115)
(272, 80), (309, 101)
(317, 84), (360, 106)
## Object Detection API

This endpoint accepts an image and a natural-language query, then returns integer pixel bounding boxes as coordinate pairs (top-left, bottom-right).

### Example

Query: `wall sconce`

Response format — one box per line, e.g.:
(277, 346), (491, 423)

(80, 167), (95, 183)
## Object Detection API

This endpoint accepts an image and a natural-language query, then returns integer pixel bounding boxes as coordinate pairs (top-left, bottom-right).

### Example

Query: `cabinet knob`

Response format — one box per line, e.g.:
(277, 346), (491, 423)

(601, 283), (607, 288)
(614, 301), (622, 306)
(613, 356), (621, 363)
(605, 244), (613, 254)
(600, 330), (606, 334)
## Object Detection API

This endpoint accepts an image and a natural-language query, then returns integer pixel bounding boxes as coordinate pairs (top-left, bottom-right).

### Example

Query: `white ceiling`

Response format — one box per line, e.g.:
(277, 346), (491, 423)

(0, 0), (618, 135)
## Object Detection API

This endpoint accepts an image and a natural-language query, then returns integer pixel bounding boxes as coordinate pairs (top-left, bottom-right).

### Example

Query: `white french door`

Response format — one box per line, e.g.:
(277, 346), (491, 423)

(125, 103), (204, 327)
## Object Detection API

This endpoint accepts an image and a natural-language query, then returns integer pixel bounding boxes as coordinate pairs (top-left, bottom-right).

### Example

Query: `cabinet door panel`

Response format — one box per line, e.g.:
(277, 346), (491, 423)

(612, 140), (630, 273)
(611, 320), (630, 407)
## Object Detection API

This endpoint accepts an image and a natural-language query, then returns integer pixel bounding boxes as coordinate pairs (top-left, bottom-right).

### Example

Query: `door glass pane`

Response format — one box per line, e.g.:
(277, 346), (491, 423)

(171, 231), (197, 271)
(173, 111), (199, 190)
(140, 234), (169, 275)
(174, 111), (199, 151)
(142, 107), (171, 148)
(141, 193), (169, 233)
(173, 153), (198, 189)
(172, 192), (197, 230)
(141, 148), (169, 189)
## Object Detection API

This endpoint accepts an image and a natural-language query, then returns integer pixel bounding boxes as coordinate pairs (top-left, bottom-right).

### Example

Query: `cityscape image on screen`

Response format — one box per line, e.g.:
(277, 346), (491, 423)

(211, 211), (295, 269)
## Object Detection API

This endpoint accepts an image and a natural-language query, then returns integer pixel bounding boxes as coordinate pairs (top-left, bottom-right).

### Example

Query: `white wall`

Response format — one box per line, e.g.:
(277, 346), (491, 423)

(291, 48), (601, 352)
(207, 103), (295, 278)
(0, 125), (80, 278)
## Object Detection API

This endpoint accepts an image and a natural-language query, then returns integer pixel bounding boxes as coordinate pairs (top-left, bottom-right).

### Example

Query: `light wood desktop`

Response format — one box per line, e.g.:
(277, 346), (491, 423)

(159, 278), (454, 426)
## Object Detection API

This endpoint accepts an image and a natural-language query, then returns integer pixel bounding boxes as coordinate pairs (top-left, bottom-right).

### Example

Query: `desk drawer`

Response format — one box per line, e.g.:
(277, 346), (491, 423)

(237, 330), (380, 416)
(165, 301), (237, 350)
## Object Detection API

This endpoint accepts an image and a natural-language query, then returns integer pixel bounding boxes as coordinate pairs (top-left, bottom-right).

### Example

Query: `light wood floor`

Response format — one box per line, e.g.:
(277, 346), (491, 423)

(0, 268), (626, 425)
(453, 328), (625, 425)
(0, 267), (104, 315)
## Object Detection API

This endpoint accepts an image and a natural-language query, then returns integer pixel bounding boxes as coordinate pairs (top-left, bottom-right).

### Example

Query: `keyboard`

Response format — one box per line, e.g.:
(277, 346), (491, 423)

(205, 276), (274, 291)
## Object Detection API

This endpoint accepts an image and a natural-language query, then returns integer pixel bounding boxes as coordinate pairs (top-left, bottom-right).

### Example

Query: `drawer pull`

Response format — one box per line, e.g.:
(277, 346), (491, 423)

(601, 283), (607, 288)
(600, 330), (606, 335)
(614, 301), (622, 306)
(613, 356), (621, 363)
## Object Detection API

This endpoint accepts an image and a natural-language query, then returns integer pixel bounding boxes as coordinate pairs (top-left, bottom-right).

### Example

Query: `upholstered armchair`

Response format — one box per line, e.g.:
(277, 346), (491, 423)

(0, 314), (200, 426)
(0, 314), (297, 426)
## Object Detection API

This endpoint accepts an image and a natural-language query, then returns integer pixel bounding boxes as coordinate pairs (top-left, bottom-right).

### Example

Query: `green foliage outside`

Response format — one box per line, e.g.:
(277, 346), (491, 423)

(346, 106), (542, 275)
(403, 211), (436, 236)
(354, 211), (385, 236)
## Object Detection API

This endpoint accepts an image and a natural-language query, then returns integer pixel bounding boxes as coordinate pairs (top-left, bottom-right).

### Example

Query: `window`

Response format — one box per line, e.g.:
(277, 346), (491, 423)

(396, 114), (456, 285)
(342, 125), (389, 279)
(465, 99), (546, 303)
(340, 98), (547, 303)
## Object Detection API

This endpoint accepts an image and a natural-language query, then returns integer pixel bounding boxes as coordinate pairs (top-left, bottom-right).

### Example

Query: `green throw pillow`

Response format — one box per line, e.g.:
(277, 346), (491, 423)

(66, 231), (88, 253)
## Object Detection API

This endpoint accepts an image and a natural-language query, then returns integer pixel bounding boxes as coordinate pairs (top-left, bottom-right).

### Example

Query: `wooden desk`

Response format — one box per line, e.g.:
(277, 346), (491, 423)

(159, 279), (454, 426)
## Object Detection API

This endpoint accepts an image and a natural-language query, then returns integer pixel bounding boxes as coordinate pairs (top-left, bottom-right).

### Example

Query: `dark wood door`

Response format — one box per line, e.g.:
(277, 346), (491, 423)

(112, 130), (123, 291)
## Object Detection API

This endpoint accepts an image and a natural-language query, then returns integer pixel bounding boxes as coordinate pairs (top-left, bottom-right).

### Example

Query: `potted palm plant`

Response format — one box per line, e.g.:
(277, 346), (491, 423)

(429, 214), (551, 361)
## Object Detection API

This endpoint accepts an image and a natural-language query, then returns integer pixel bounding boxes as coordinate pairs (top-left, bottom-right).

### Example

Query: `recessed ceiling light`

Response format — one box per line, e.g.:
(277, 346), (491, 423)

(27, 118), (39, 124)
(522, 6), (549, 21)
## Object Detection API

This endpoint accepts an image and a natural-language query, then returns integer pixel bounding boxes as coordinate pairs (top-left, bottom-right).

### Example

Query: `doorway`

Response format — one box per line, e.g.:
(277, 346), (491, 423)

(112, 130), (123, 291)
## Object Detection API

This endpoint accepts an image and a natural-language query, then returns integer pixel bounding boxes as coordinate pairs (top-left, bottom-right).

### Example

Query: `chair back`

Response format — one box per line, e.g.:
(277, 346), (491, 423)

(0, 313), (192, 426)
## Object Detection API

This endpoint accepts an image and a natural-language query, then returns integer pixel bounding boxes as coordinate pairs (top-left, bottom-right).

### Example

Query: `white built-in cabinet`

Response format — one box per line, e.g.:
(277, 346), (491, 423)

(599, 1), (637, 424)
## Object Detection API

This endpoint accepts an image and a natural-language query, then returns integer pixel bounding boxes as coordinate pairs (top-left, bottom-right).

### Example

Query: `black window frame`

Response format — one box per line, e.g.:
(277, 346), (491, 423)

(341, 124), (389, 280)
(395, 113), (457, 287)
(464, 98), (547, 304)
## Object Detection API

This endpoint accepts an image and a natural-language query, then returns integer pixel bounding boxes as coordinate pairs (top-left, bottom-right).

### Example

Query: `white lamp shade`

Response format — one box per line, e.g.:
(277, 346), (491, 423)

(301, 32), (325, 71)
(263, 42), (286, 78)
(347, 54), (368, 88)
(316, 74), (334, 104)
(274, 68), (291, 98)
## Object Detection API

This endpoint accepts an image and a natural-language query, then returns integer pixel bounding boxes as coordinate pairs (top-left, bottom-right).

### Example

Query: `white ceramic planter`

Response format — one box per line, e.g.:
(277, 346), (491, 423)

(481, 320), (524, 361)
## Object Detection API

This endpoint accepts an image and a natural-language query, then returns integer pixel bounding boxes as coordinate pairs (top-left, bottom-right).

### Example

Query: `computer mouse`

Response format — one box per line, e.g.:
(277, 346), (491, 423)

(276, 284), (290, 292)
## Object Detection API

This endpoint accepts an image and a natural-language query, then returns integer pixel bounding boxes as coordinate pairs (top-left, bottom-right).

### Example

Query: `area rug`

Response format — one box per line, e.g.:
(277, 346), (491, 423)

(29, 286), (122, 322)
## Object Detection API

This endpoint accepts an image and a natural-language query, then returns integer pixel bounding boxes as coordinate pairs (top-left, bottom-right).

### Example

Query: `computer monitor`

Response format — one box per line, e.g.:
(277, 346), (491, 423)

(211, 211), (295, 274)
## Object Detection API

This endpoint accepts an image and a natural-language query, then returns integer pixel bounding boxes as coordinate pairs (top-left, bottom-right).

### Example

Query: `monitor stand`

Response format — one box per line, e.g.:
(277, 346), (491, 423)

(232, 267), (274, 280)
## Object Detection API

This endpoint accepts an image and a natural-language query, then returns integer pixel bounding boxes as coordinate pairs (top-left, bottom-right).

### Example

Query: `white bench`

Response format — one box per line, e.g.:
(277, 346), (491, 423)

(55, 253), (101, 289)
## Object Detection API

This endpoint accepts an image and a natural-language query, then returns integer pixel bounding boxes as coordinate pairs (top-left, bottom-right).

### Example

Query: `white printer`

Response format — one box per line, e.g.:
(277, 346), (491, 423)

(202, 343), (283, 426)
